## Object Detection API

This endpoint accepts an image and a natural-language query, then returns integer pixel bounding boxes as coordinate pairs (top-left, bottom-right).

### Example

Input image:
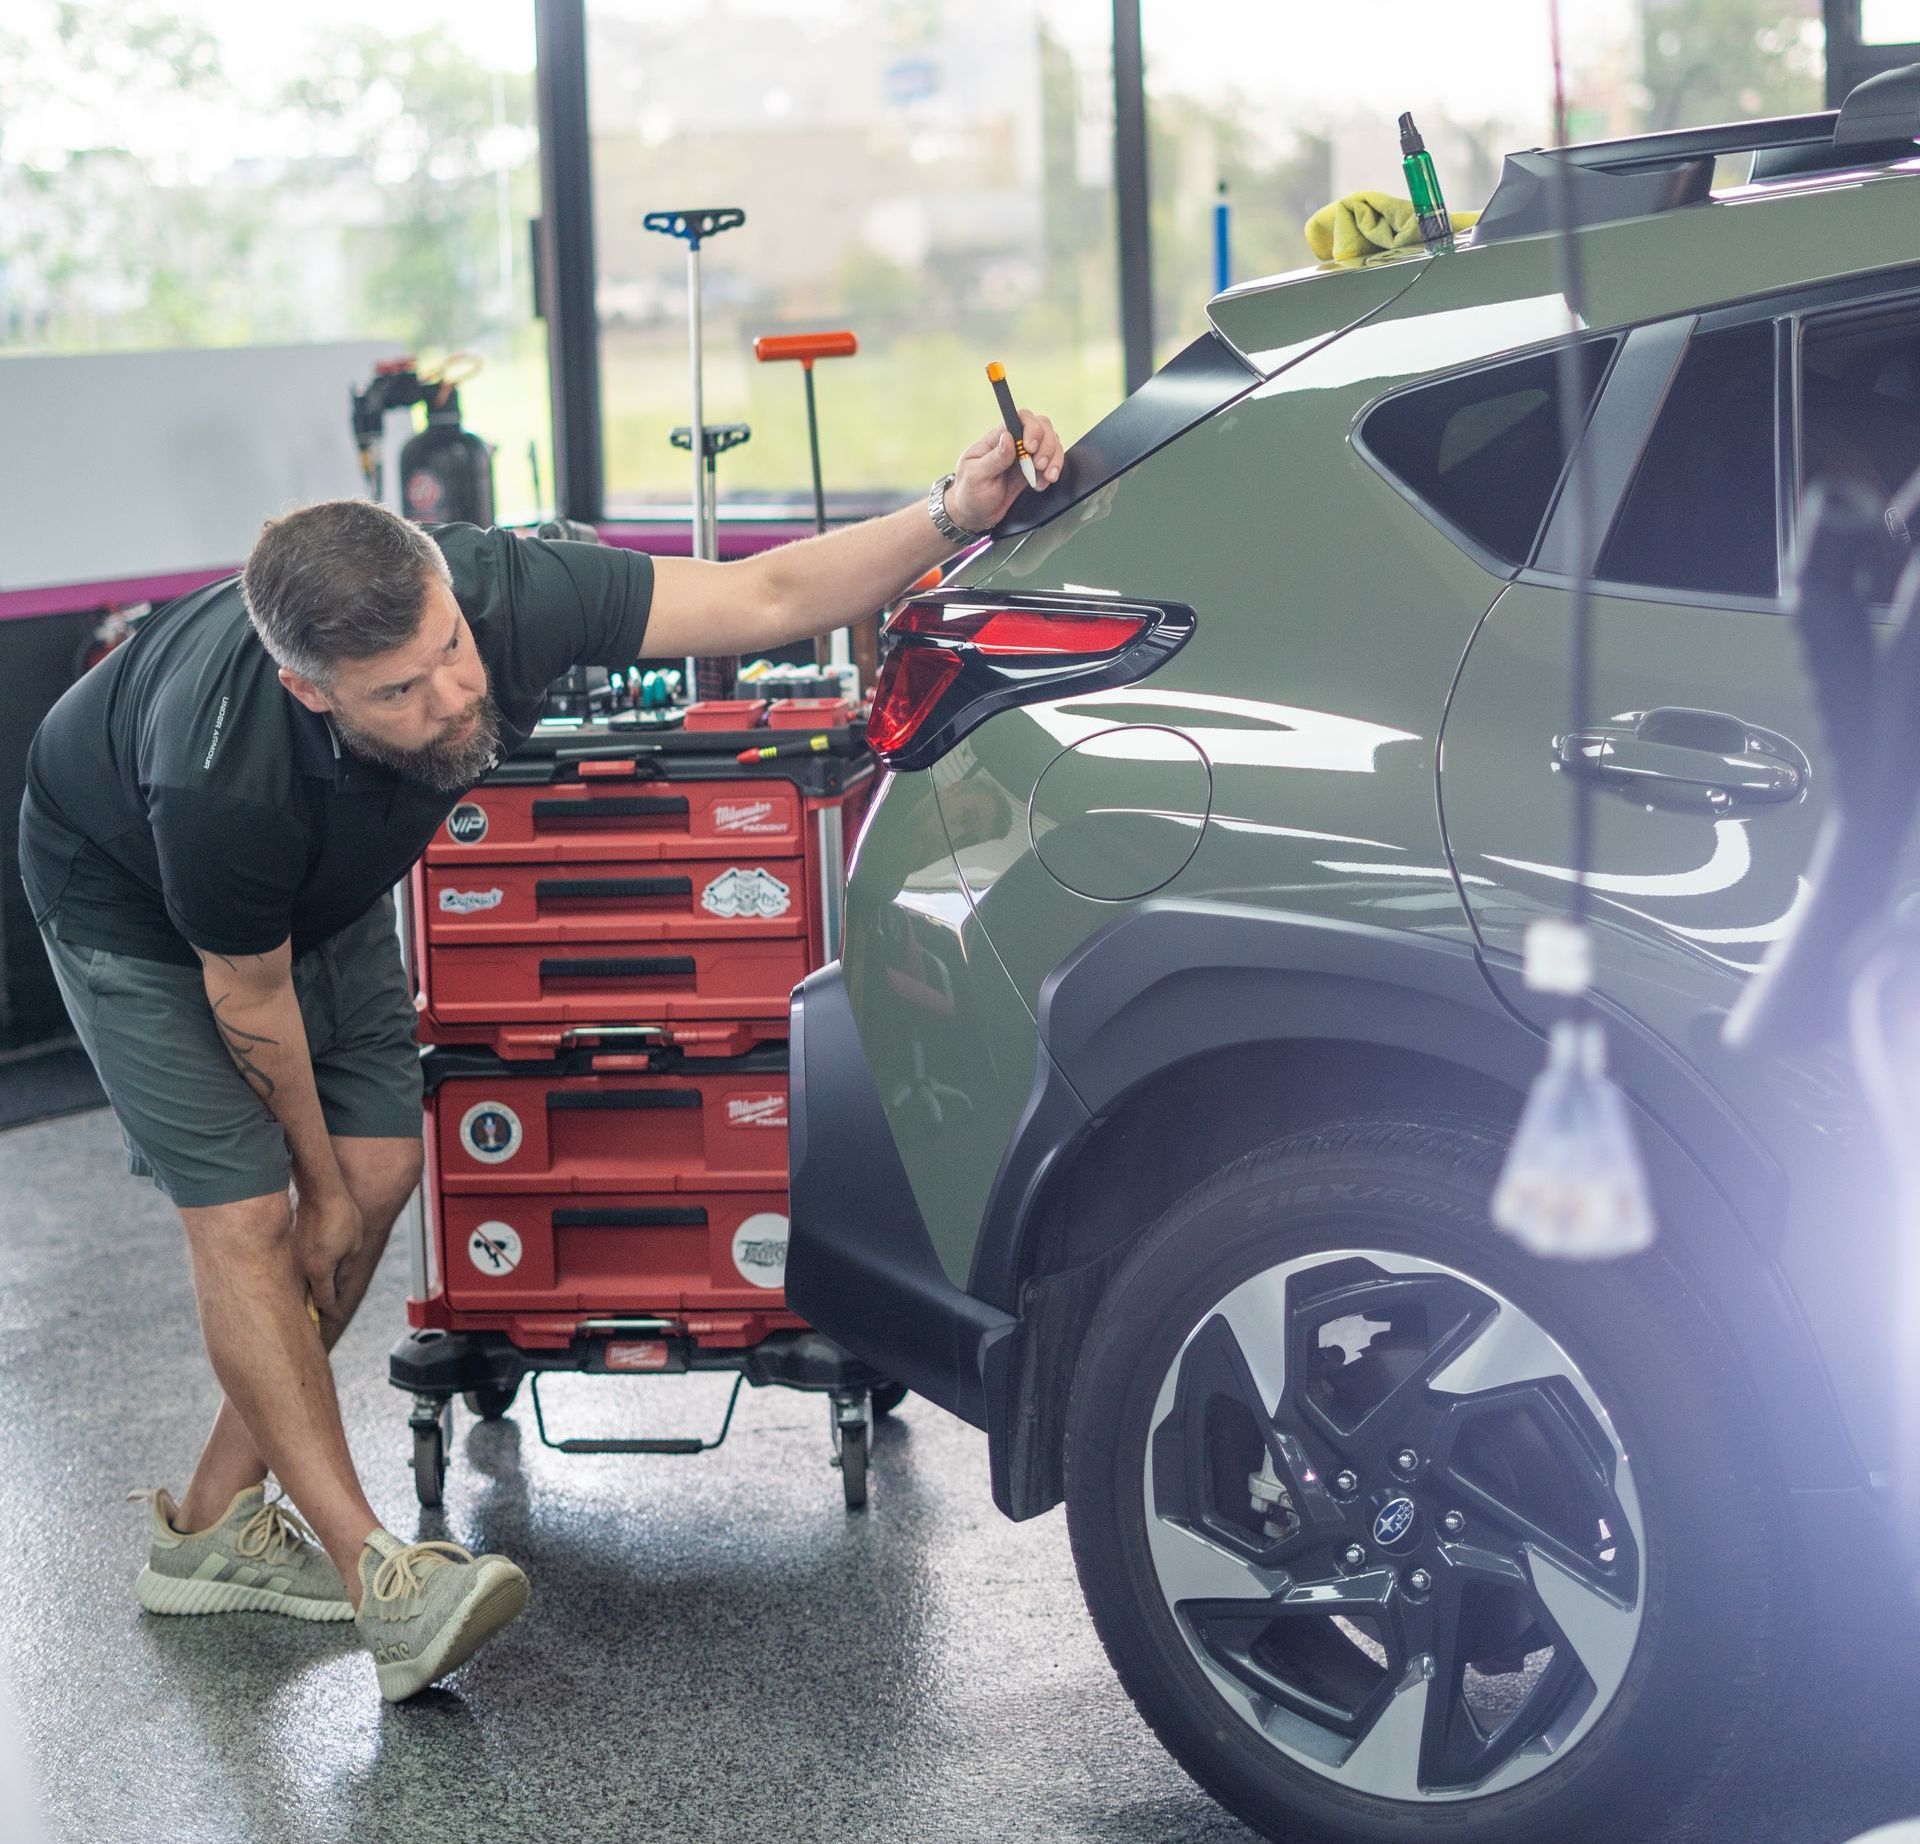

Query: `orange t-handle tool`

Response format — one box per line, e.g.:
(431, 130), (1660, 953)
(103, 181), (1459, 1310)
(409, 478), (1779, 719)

(753, 330), (857, 537)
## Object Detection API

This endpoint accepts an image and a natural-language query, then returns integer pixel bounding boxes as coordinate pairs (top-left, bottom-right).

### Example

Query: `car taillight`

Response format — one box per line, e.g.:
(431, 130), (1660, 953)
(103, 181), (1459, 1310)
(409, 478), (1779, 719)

(866, 590), (1196, 771)
(866, 648), (962, 756)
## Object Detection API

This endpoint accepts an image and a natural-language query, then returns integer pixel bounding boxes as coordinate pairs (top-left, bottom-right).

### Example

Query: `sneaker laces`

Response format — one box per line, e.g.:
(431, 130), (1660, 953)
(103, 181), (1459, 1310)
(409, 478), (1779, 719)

(126, 1487), (317, 1566)
(235, 1495), (320, 1567)
(371, 1539), (474, 1605)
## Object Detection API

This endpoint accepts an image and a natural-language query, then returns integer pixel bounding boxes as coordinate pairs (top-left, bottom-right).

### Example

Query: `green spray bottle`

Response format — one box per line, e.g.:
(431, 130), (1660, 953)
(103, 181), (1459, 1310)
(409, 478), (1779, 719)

(1399, 112), (1454, 249)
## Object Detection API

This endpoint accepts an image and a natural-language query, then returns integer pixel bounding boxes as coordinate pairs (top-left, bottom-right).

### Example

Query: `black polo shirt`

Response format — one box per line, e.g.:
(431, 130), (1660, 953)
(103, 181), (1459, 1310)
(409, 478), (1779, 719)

(20, 523), (653, 968)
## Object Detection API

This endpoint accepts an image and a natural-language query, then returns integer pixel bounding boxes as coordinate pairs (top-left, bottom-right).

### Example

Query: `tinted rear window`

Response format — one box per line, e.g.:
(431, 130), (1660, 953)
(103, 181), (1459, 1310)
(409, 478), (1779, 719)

(1599, 321), (1778, 600)
(1362, 340), (1617, 566)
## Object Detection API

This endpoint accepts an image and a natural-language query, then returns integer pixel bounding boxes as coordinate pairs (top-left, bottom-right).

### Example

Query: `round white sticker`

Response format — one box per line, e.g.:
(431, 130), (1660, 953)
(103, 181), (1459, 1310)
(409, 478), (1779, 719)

(459, 1100), (523, 1164)
(730, 1212), (790, 1290)
(467, 1220), (523, 1277)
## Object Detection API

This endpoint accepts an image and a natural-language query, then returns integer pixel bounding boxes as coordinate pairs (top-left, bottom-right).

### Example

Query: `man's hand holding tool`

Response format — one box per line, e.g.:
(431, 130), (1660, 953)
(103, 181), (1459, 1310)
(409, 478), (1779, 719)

(947, 377), (1063, 537)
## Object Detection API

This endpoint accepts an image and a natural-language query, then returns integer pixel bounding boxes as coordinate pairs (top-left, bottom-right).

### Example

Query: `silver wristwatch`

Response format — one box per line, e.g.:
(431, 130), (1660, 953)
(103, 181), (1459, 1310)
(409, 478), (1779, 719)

(928, 472), (982, 546)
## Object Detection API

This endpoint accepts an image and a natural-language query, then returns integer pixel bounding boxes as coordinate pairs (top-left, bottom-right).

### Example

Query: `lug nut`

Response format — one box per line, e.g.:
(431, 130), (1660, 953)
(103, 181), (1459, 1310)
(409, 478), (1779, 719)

(1394, 1448), (1420, 1476)
(1343, 1544), (1367, 1569)
(1441, 1510), (1465, 1536)
(1333, 1469), (1359, 1496)
(1408, 1568), (1433, 1594)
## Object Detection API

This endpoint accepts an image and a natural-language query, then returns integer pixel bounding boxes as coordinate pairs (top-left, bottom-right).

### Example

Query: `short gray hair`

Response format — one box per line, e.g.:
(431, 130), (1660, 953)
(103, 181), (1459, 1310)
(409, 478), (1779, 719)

(241, 499), (452, 686)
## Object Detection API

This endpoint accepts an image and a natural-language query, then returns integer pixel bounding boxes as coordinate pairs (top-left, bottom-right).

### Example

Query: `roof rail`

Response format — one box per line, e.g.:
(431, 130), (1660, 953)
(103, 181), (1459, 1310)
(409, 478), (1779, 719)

(1473, 62), (1920, 246)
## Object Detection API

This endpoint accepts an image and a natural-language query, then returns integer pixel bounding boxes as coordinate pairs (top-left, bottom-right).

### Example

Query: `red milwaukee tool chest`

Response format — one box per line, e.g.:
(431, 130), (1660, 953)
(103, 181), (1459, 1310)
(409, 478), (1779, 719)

(395, 718), (883, 1509)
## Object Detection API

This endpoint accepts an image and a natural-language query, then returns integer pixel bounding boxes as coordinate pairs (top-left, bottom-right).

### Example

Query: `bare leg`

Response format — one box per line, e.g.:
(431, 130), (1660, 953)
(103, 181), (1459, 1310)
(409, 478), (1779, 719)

(174, 1137), (423, 1605)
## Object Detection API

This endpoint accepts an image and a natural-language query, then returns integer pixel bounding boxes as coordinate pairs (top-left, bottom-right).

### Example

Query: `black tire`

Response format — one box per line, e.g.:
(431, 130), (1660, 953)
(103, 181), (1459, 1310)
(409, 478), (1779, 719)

(1065, 1116), (1785, 1844)
(871, 1381), (909, 1419)
(840, 1423), (870, 1511)
(463, 1381), (519, 1421)
(412, 1421), (447, 1509)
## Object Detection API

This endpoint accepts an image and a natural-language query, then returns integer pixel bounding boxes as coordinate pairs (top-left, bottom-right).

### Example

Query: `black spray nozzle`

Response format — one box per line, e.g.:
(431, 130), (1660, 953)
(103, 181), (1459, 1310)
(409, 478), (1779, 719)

(1399, 112), (1424, 156)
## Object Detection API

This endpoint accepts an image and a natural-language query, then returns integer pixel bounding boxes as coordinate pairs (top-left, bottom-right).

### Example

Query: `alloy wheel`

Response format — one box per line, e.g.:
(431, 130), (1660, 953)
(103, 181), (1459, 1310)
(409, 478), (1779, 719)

(1141, 1248), (1645, 1801)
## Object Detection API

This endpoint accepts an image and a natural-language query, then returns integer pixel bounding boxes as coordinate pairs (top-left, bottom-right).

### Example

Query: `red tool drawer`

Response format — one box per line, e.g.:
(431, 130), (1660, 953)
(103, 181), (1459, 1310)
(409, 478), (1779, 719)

(424, 780), (802, 862)
(422, 855), (808, 941)
(421, 934), (807, 1026)
(439, 1187), (794, 1314)
(430, 1058), (788, 1192)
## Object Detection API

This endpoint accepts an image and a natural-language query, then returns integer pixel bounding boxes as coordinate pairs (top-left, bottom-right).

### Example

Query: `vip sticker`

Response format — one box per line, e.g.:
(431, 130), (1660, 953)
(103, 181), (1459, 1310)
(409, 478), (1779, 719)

(701, 867), (792, 919)
(439, 886), (504, 915)
(468, 1220), (523, 1276)
(731, 1212), (789, 1290)
(713, 800), (785, 836)
(726, 1093), (788, 1129)
(446, 802), (489, 844)
(459, 1100), (523, 1164)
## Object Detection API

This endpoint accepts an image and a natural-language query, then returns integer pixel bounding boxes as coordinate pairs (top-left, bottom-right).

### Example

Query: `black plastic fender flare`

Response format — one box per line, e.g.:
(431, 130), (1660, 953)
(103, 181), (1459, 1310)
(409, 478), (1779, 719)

(969, 899), (1859, 1499)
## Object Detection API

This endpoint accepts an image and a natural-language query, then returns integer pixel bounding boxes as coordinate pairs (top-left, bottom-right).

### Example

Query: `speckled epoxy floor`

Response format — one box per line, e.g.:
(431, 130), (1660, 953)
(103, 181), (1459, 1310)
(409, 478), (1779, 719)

(4, 1108), (1920, 1844)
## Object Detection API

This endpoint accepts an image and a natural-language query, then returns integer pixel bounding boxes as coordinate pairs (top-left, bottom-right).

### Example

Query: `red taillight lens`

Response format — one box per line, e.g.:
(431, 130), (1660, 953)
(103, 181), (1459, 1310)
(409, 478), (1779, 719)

(867, 646), (962, 756)
(864, 591), (1194, 769)
(889, 603), (1146, 657)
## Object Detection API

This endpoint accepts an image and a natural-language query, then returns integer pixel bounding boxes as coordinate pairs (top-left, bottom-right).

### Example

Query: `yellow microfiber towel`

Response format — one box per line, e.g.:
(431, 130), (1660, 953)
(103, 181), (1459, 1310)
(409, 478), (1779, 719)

(1305, 191), (1481, 263)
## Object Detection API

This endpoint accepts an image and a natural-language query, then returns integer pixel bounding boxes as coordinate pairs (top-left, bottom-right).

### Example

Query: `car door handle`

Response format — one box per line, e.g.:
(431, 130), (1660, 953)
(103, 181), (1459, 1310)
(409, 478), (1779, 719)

(1554, 707), (1806, 807)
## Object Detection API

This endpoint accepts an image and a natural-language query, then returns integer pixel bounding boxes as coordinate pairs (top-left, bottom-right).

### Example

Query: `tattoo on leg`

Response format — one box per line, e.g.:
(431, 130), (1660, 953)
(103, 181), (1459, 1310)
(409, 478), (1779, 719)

(211, 995), (279, 1102)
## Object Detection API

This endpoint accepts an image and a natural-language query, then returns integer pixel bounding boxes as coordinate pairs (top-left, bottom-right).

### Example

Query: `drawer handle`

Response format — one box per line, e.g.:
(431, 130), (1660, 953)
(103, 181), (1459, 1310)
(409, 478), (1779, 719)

(531, 796), (689, 822)
(539, 955), (697, 979)
(546, 1088), (702, 1112)
(535, 876), (694, 900)
(553, 1206), (710, 1228)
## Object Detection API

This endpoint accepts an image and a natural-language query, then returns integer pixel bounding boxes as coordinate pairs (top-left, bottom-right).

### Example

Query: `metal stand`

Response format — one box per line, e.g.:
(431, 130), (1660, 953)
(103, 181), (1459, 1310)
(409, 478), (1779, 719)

(644, 207), (746, 702)
(670, 423), (752, 573)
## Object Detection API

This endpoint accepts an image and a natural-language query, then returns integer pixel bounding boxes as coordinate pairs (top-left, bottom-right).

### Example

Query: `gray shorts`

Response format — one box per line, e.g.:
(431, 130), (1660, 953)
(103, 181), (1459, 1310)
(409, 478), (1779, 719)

(40, 894), (423, 1209)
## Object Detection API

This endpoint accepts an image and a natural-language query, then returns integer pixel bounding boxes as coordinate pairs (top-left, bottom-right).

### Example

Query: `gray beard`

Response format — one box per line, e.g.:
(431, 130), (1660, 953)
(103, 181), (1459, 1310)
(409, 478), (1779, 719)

(336, 689), (504, 792)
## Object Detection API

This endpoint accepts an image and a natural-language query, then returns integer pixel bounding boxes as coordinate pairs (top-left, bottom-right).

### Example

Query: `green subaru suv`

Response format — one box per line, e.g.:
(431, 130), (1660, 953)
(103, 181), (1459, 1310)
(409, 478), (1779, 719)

(791, 72), (1920, 1844)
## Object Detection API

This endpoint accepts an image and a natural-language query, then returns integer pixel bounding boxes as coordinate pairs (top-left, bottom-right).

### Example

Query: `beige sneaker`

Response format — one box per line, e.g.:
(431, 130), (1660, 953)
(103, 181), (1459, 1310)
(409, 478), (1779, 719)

(354, 1531), (529, 1702)
(131, 1485), (352, 1622)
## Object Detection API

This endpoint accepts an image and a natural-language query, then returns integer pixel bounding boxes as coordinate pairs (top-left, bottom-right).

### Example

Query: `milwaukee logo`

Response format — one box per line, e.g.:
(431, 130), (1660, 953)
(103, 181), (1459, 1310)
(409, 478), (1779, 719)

(726, 1094), (787, 1129)
(713, 800), (784, 836)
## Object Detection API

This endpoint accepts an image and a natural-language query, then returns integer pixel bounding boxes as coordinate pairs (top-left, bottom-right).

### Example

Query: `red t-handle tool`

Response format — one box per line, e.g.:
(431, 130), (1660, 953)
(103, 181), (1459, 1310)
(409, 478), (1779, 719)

(753, 330), (857, 537)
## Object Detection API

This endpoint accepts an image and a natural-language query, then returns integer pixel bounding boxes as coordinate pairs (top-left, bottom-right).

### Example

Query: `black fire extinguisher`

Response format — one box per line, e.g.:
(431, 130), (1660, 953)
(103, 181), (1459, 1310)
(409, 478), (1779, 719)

(352, 356), (495, 527)
(401, 392), (494, 525)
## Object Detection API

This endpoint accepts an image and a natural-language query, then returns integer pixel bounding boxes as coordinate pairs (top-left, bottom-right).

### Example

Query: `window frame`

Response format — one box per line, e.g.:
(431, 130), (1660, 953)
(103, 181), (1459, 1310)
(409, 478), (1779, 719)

(1532, 311), (1788, 611)
(1525, 263), (1920, 617)
(1350, 333), (1625, 581)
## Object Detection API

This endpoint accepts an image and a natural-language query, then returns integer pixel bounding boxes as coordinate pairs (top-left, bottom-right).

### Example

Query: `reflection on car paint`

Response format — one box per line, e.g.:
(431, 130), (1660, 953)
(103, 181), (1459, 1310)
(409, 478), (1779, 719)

(1032, 688), (1420, 775)
(1486, 817), (1754, 898)
(1316, 860), (1496, 886)
(1251, 292), (1576, 397)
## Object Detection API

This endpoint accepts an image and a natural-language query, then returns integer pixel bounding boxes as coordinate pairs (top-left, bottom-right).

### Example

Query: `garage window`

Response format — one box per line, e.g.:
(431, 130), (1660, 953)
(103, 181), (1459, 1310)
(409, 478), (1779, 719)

(1598, 322), (1778, 600)
(1361, 339), (1617, 567)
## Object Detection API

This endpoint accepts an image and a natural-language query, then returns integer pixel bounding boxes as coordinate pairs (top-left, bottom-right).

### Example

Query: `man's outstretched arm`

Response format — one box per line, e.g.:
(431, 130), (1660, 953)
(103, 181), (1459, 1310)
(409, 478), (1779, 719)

(640, 412), (1065, 663)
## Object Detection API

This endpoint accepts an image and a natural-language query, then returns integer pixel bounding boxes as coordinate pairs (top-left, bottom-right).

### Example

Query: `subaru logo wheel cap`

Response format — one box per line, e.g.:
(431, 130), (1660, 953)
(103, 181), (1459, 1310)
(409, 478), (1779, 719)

(1373, 1495), (1418, 1547)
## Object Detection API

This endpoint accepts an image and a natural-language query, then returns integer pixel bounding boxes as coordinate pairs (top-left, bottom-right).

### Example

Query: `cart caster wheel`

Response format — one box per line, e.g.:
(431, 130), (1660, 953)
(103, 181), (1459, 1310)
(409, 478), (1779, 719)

(463, 1381), (518, 1421)
(837, 1422), (869, 1510)
(413, 1421), (447, 1508)
(871, 1381), (908, 1419)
